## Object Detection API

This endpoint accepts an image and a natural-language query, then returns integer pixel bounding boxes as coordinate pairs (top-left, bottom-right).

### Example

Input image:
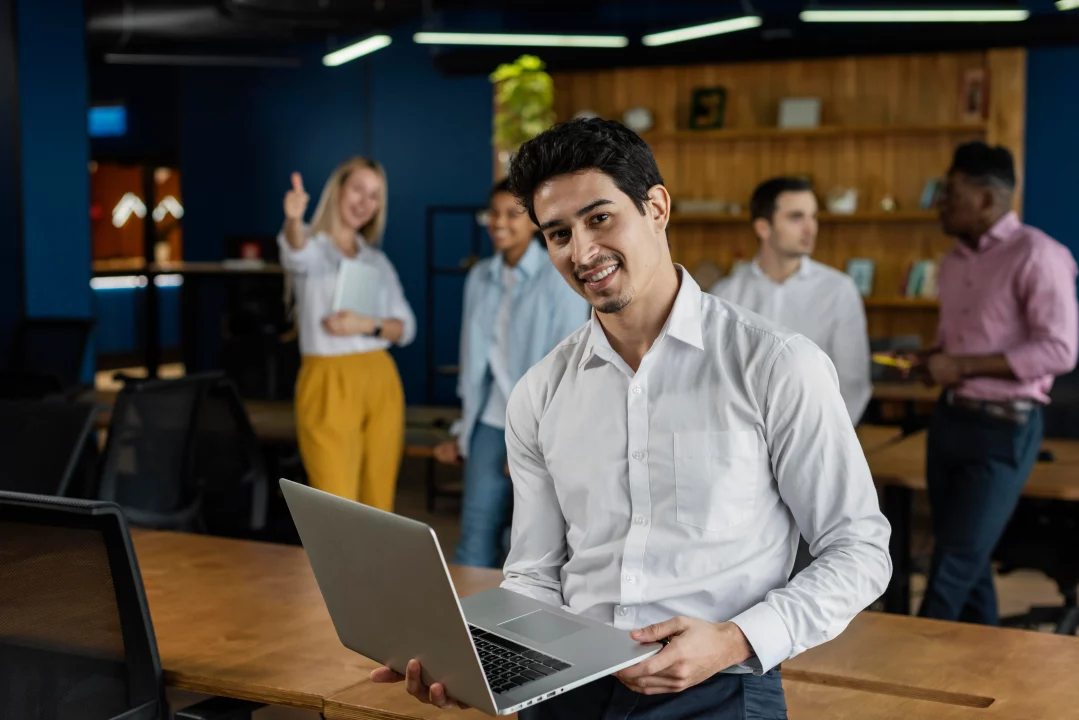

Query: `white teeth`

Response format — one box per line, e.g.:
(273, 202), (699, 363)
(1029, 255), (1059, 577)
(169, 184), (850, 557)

(585, 266), (617, 283)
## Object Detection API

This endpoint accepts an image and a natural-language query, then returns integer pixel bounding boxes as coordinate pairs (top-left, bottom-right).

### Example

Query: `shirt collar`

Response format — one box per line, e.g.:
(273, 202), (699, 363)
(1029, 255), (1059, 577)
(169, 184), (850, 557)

(958, 211), (1022, 255)
(489, 239), (545, 282)
(750, 256), (813, 282)
(320, 232), (367, 262)
(578, 265), (705, 371)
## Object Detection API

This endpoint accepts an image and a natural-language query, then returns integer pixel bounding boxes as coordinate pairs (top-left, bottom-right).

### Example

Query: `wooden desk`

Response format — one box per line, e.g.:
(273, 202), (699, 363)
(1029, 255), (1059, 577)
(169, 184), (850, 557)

(867, 430), (1079, 613)
(326, 612), (1079, 720)
(784, 611), (1079, 719)
(872, 382), (942, 404)
(134, 530), (502, 711)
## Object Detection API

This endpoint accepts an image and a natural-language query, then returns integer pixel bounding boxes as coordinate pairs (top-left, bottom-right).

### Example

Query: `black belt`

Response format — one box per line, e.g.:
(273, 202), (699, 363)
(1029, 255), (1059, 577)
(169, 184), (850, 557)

(944, 390), (1037, 424)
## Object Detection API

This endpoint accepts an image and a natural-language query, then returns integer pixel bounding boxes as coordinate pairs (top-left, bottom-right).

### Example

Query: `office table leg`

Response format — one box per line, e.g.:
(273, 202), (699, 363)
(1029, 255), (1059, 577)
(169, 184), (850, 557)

(882, 484), (912, 615)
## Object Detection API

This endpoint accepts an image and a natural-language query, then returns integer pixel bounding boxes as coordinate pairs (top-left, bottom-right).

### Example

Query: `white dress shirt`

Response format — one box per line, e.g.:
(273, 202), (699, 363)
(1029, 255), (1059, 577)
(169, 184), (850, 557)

(710, 258), (872, 424)
(479, 266), (518, 430)
(502, 269), (891, 675)
(277, 230), (416, 357)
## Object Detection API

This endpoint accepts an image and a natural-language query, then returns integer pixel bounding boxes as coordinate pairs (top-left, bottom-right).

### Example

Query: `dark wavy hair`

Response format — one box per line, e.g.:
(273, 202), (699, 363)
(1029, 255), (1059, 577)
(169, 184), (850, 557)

(508, 118), (665, 226)
(950, 141), (1016, 189)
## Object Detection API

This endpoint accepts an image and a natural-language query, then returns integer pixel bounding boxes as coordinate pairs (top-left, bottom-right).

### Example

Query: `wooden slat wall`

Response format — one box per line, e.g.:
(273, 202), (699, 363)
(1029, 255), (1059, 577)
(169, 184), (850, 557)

(549, 51), (1026, 344)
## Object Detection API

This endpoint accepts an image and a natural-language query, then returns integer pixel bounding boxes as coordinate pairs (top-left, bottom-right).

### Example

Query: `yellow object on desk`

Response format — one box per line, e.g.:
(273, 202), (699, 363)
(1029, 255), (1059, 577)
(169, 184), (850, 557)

(872, 353), (912, 370)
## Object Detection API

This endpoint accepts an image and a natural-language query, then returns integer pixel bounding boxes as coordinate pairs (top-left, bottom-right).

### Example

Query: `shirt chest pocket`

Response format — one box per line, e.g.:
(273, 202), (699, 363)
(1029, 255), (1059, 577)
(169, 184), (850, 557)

(674, 431), (761, 533)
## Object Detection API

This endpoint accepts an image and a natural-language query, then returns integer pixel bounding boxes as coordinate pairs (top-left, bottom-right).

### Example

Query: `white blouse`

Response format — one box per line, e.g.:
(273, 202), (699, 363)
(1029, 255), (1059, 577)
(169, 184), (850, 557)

(277, 230), (416, 357)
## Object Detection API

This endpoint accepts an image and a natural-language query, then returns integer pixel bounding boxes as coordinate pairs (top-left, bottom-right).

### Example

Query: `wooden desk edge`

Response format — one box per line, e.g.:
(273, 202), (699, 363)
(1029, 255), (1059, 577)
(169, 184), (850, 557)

(166, 671), (347, 712)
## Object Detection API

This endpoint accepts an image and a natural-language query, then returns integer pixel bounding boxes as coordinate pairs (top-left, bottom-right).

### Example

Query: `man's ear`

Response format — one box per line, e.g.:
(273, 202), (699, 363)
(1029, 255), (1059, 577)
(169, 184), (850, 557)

(752, 217), (772, 244)
(647, 184), (671, 233)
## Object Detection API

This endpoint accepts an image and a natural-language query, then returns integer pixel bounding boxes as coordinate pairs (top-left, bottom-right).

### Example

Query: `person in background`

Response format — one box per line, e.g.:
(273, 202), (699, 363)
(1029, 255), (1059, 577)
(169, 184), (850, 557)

(433, 179), (589, 569)
(710, 177), (872, 424)
(279, 159), (416, 512)
(908, 142), (1077, 624)
(375, 118), (891, 717)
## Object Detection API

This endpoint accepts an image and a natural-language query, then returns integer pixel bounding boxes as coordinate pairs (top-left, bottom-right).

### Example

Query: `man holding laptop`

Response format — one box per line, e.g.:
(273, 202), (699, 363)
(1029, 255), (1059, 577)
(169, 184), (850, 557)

(372, 118), (892, 717)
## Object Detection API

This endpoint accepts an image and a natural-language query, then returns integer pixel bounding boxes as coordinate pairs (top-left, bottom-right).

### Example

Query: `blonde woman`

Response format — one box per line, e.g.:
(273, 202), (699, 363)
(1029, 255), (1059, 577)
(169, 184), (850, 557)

(279, 158), (415, 511)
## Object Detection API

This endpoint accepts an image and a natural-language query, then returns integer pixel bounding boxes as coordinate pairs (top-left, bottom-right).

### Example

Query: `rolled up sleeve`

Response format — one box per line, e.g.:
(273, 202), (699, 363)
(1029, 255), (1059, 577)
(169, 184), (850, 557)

(1005, 244), (1079, 381)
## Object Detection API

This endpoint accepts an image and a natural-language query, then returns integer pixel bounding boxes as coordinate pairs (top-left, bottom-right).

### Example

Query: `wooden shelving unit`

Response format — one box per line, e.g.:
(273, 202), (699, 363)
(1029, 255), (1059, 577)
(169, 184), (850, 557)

(670, 210), (939, 225)
(643, 122), (986, 143)
(552, 49), (1026, 345)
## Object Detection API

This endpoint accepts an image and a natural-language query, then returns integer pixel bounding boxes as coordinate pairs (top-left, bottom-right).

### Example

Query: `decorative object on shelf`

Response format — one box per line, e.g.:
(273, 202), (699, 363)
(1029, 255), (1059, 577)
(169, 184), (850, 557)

(690, 260), (723, 291)
(879, 195), (898, 212)
(674, 198), (728, 214)
(778, 97), (821, 129)
(490, 54), (555, 174)
(689, 87), (727, 130)
(959, 67), (989, 122)
(920, 177), (943, 209)
(846, 258), (875, 297)
(728, 203), (743, 216)
(826, 187), (859, 214)
(622, 106), (654, 134)
(574, 109), (600, 120)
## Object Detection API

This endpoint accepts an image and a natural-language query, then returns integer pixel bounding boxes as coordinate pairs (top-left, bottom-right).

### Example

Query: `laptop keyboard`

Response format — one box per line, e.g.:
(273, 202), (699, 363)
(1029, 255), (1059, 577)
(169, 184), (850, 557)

(469, 625), (572, 695)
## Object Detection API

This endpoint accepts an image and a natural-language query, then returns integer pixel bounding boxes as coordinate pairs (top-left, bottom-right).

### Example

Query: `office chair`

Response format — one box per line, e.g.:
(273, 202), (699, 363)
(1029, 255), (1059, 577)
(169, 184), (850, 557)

(997, 369), (1079, 635)
(97, 374), (221, 530)
(0, 400), (98, 496)
(192, 377), (270, 537)
(0, 318), (95, 400)
(0, 491), (262, 719)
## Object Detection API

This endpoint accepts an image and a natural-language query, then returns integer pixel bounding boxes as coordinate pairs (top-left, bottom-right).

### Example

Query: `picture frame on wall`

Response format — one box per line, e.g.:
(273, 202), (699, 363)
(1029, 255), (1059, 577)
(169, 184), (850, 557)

(959, 67), (989, 122)
(689, 87), (727, 130)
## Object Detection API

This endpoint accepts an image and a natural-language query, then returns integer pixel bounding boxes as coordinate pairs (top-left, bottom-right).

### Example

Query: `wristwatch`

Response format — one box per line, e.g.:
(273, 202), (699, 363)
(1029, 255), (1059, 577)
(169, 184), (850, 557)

(372, 320), (383, 338)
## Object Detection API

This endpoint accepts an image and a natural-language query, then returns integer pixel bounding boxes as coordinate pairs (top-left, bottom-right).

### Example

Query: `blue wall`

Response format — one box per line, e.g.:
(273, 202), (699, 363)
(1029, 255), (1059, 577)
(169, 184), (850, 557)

(0, 0), (21, 355)
(1024, 47), (1079, 264)
(175, 27), (492, 401)
(18, 0), (91, 321)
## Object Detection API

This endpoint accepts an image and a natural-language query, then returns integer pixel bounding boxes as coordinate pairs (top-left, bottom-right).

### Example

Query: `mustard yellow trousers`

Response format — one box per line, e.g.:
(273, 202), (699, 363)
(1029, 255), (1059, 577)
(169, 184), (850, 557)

(295, 350), (404, 512)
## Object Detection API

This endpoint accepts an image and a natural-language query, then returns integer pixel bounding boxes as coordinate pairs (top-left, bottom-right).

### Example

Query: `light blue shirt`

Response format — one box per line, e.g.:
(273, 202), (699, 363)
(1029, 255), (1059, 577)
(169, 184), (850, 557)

(457, 240), (589, 457)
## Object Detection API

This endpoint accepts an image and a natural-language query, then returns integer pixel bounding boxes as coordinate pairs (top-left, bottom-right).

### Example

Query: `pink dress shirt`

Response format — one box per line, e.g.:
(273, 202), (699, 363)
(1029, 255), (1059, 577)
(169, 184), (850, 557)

(937, 212), (1078, 404)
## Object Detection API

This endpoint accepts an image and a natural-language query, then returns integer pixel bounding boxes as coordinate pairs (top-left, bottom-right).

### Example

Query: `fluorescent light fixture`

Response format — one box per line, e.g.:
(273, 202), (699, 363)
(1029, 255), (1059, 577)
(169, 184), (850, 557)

(154, 274), (184, 288)
(105, 53), (301, 68)
(800, 8), (1030, 22)
(642, 15), (762, 46)
(322, 35), (392, 67)
(1057, 0), (1079, 10)
(91, 276), (148, 291)
(412, 32), (629, 48)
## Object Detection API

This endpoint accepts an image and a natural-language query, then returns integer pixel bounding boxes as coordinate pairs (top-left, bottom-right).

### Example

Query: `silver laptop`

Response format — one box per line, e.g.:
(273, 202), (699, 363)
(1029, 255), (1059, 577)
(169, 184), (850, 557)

(280, 479), (660, 715)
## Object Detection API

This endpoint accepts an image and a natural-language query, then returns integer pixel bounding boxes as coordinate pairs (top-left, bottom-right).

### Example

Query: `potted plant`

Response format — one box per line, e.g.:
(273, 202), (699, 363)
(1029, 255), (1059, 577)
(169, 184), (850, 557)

(490, 54), (555, 176)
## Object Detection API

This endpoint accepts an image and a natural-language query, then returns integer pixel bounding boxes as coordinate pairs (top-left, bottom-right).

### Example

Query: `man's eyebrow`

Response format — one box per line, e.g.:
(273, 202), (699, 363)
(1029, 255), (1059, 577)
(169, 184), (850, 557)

(538, 199), (615, 232)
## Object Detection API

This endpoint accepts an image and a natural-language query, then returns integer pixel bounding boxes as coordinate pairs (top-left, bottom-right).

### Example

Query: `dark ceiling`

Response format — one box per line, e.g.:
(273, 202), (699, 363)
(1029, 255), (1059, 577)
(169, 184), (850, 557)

(85, 1), (1079, 74)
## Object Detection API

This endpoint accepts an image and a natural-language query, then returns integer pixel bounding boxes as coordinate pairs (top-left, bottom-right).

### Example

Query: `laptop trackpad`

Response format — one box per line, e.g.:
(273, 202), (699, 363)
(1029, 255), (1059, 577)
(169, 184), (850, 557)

(499, 610), (587, 644)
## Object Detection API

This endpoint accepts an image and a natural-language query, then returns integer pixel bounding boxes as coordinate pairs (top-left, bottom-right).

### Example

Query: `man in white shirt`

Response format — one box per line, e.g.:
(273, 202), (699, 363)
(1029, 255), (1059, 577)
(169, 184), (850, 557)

(710, 177), (873, 424)
(372, 119), (891, 718)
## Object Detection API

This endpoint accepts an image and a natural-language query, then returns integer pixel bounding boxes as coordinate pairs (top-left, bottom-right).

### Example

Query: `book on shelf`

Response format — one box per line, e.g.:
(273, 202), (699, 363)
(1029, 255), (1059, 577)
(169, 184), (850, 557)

(846, 258), (875, 297)
(901, 259), (939, 298)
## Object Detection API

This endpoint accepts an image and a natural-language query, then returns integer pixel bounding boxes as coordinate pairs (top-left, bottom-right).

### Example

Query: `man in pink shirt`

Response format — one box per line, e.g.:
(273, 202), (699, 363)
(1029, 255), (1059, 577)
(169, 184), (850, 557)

(910, 142), (1078, 624)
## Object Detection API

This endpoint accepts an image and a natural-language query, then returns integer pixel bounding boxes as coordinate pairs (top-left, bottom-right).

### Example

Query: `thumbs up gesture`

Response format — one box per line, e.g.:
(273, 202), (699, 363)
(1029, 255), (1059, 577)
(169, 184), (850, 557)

(284, 172), (310, 221)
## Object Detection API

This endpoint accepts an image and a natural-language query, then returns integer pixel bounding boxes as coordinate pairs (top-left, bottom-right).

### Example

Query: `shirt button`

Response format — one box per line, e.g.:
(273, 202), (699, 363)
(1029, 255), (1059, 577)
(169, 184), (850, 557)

(625, 575), (637, 584)
(634, 515), (647, 526)
(631, 385), (643, 395)
(619, 607), (629, 616)
(632, 451), (645, 461)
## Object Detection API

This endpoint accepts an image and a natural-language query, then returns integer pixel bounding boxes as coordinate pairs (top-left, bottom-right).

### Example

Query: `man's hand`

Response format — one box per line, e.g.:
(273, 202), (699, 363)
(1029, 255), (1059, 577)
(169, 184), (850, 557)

(322, 310), (376, 336)
(925, 353), (965, 387)
(614, 618), (753, 696)
(370, 660), (471, 710)
(433, 440), (461, 466)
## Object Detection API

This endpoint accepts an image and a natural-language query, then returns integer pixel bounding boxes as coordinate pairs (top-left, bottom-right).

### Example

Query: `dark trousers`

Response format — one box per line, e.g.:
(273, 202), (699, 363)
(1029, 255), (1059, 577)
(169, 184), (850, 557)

(519, 671), (787, 720)
(918, 400), (1043, 625)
